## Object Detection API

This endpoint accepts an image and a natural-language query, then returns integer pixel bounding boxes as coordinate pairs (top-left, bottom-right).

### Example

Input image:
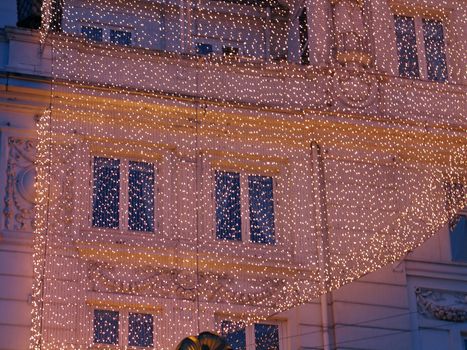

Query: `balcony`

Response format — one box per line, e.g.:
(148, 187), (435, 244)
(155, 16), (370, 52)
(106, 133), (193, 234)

(1, 26), (465, 133)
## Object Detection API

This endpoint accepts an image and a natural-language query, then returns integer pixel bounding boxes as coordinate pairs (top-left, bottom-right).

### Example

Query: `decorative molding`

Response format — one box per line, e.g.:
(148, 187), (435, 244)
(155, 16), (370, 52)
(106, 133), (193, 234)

(4, 138), (36, 232)
(415, 287), (467, 322)
(201, 149), (289, 165)
(87, 261), (287, 306)
(336, 52), (372, 67)
(210, 159), (282, 176)
(77, 242), (309, 277)
(86, 298), (163, 313)
(332, 67), (379, 108)
(2, 138), (75, 233)
(50, 144), (76, 229)
(330, 0), (363, 8)
(333, 0), (369, 66)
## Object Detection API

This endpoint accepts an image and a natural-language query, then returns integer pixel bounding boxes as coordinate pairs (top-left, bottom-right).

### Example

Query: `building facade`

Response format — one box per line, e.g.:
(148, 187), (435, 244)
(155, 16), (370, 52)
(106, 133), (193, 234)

(0, 0), (466, 349)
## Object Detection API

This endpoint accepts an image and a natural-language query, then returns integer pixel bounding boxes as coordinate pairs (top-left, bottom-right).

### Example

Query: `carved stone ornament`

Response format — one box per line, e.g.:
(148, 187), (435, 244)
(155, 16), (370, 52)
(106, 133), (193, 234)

(87, 261), (287, 306)
(332, 67), (378, 108)
(415, 287), (467, 322)
(333, 0), (365, 53)
(49, 144), (75, 229)
(4, 138), (36, 231)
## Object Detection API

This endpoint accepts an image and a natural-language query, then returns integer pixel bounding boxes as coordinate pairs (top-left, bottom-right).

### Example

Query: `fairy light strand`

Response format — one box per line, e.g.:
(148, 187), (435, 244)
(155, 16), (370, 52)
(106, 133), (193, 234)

(29, 0), (467, 349)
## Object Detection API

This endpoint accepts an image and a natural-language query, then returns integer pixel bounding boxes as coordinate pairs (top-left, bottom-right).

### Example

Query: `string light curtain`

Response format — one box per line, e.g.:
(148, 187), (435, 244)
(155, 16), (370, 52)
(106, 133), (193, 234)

(31, 0), (466, 349)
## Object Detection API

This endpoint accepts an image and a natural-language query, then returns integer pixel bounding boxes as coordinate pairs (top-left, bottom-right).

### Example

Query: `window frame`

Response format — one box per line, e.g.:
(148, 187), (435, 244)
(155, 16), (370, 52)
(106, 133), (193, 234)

(392, 12), (450, 82)
(212, 169), (278, 245)
(90, 155), (160, 234)
(90, 307), (159, 349)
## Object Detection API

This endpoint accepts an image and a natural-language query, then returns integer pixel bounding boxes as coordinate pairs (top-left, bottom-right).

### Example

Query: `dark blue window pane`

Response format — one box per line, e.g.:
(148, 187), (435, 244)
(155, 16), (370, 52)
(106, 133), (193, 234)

(215, 171), (242, 241)
(110, 29), (132, 46)
(93, 310), (119, 345)
(128, 313), (154, 347)
(450, 215), (467, 262)
(394, 15), (420, 78)
(81, 26), (103, 42)
(92, 157), (120, 228)
(129, 161), (155, 232)
(220, 320), (246, 350)
(249, 175), (275, 244)
(254, 324), (279, 350)
(299, 8), (310, 65)
(197, 43), (213, 55)
(423, 19), (448, 82)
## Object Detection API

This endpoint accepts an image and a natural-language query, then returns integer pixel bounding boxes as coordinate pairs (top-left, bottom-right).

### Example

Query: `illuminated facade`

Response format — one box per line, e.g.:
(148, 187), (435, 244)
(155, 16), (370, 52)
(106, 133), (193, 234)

(0, 0), (466, 349)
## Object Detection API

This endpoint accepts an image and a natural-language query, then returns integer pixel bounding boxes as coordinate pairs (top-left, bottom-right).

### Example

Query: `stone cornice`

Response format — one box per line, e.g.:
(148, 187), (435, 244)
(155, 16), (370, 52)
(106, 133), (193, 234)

(1, 80), (465, 170)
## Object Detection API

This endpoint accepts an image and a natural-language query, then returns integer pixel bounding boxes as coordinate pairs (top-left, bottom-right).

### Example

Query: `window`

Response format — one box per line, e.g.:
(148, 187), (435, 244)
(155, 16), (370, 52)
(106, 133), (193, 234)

(128, 161), (156, 232)
(248, 175), (275, 244)
(446, 182), (466, 262)
(93, 309), (154, 348)
(220, 320), (281, 350)
(215, 170), (276, 244)
(81, 26), (103, 42)
(450, 215), (467, 262)
(92, 157), (120, 229)
(394, 15), (420, 78)
(223, 46), (240, 57)
(221, 321), (246, 350)
(298, 8), (310, 65)
(215, 171), (242, 241)
(445, 182), (465, 214)
(128, 313), (154, 347)
(197, 43), (214, 55)
(422, 19), (448, 81)
(110, 29), (132, 46)
(195, 42), (243, 57)
(94, 309), (119, 345)
(50, 0), (63, 32)
(394, 15), (448, 81)
(92, 156), (156, 233)
(81, 26), (132, 46)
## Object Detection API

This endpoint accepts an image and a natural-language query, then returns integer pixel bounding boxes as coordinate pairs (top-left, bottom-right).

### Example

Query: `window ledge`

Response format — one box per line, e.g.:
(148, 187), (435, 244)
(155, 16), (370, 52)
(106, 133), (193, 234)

(200, 239), (293, 262)
(80, 228), (174, 247)
(89, 344), (119, 350)
(75, 234), (315, 278)
(387, 75), (461, 90)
